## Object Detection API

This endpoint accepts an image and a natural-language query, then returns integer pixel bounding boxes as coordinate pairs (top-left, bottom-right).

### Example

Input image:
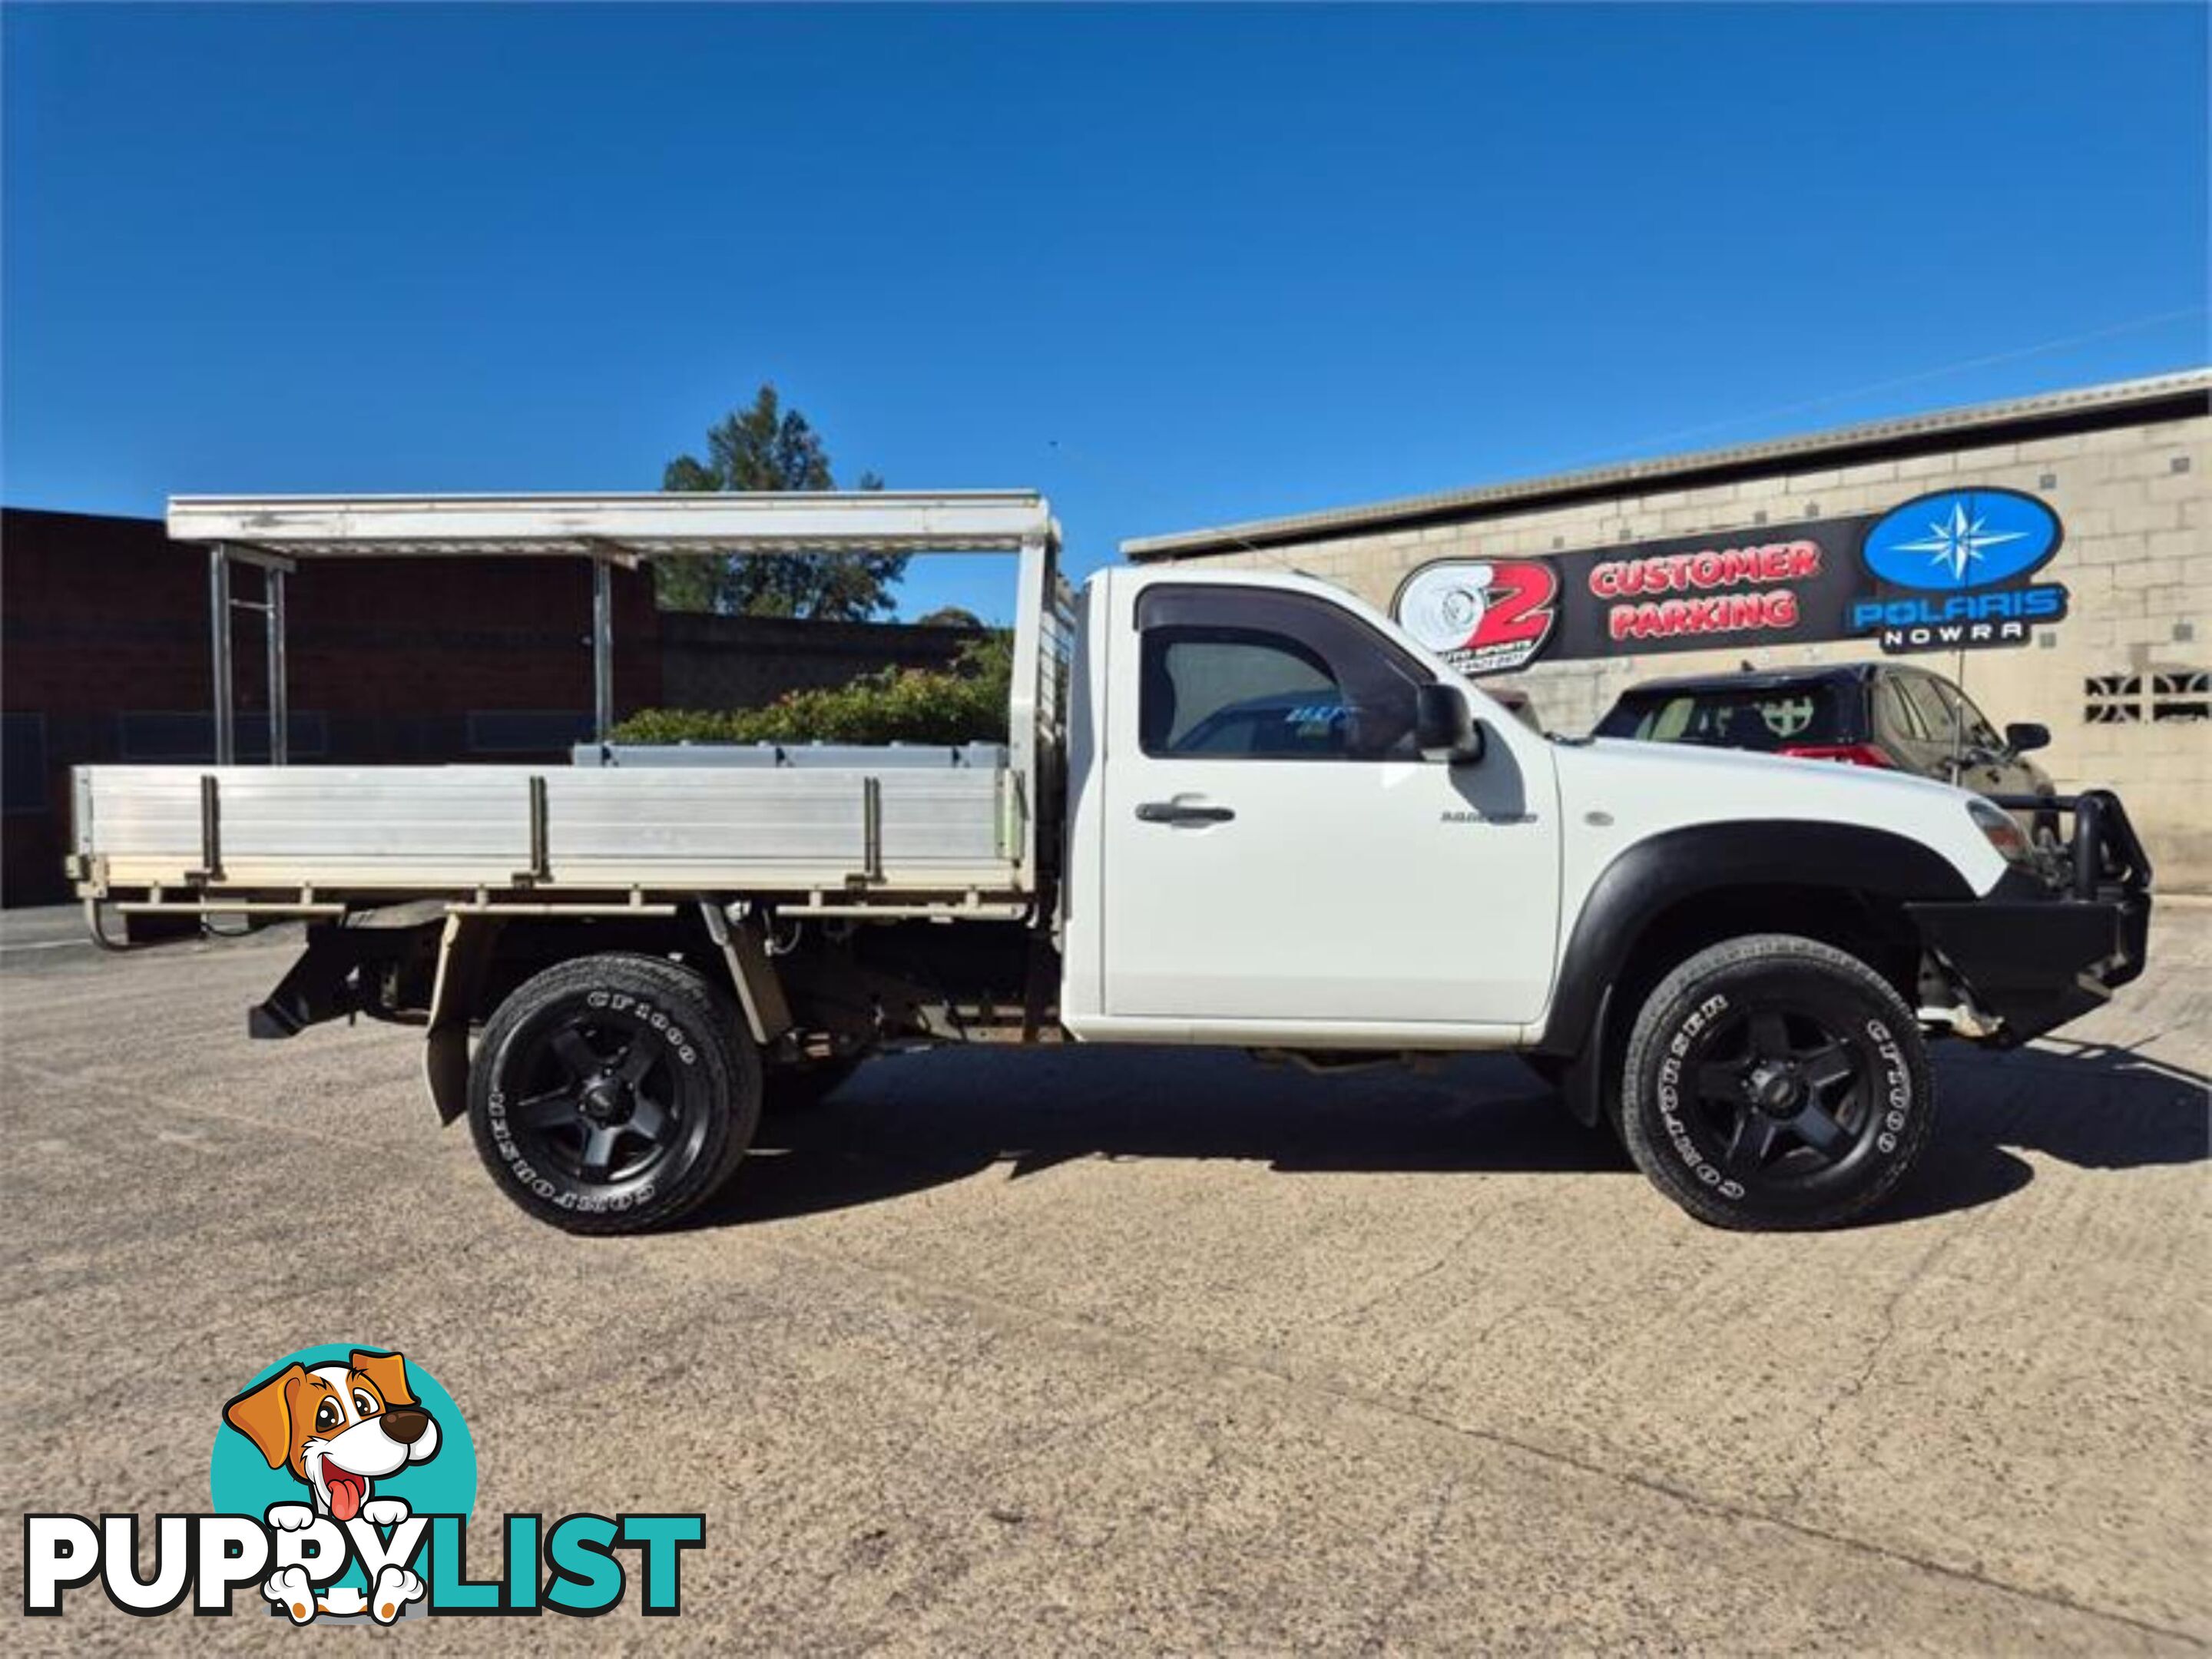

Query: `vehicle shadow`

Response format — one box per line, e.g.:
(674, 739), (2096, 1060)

(1888, 1035), (2212, 1221)
(687, 1035), (2209, 1231)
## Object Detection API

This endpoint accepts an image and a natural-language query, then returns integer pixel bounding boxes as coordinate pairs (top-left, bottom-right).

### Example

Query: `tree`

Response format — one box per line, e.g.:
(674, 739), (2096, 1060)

(915, 605), (984, 629)
(656, 385), (907, 618)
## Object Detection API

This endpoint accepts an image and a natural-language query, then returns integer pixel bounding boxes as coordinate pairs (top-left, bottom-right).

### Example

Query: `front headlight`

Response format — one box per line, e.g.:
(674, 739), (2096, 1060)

(1967, 798), (2032, 866)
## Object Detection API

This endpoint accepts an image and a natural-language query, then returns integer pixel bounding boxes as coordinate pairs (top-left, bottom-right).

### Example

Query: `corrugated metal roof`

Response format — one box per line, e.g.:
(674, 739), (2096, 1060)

(1124, 367), (2212, 561)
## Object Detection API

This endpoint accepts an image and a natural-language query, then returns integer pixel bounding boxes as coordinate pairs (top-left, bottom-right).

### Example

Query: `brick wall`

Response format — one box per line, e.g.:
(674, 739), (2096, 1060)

(1140, 411), (2212, 887)
(1, 509), (995, 906)
(657, 611), (981, 711)
(2, 508), (661, 904)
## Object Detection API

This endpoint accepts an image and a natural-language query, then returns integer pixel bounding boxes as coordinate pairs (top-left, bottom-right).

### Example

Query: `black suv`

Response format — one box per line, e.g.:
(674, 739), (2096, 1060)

(1594, 663), (2058, 833)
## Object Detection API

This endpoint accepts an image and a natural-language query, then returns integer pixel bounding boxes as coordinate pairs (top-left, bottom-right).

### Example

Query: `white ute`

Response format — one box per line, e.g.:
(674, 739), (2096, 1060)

(71, 492), (2154, 1232)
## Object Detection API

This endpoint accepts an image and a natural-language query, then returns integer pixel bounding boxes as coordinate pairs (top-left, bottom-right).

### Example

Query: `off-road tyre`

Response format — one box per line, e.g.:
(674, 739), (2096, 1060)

(468, 953), (760, 1233)
(1618, 934), (1934, 1231)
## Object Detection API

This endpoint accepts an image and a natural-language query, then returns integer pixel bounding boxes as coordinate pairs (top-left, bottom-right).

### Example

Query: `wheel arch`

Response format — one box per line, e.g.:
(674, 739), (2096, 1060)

(1535, 822), (1973, 1127)
(421, 902), (790, 1123)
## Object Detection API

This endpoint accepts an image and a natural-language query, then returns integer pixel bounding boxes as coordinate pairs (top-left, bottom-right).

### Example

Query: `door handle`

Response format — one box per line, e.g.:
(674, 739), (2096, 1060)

(1135, 800), (1235, 825)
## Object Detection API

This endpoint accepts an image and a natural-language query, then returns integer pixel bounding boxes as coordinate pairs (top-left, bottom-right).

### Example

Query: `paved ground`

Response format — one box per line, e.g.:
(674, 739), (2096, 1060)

(3, 902), (2207, 1654)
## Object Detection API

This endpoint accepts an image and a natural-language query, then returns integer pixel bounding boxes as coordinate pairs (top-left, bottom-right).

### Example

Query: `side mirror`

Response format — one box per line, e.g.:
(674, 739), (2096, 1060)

(2005, 721), (2051, 755)
(1416, 684), (1486, 764)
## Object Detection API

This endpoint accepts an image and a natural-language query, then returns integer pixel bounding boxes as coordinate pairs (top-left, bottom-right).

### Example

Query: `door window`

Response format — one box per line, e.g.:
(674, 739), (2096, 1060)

(1896, 675), (1959, 750)
(1948, 685), (2006, 753)
(1137, 586), (1426, 760)
(1873, 677), (1929, 743)
(1147, 633), (1348, 756)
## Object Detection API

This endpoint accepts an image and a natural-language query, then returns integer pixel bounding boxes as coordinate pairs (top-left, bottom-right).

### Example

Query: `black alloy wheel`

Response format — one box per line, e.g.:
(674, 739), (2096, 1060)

(1619, 933), (1934, 1230)
(1681, 1005), (1870, 1182)
(468, 954), (759, 1233)
(506, 1009), (691, 1186)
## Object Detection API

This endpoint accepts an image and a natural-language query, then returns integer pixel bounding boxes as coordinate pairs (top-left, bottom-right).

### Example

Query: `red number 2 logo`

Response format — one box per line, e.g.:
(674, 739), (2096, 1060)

(1473, 561), (1558, 647)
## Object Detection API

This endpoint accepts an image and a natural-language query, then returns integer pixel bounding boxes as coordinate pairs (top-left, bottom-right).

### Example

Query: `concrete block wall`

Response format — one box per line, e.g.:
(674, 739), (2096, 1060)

(1164, 412), (2212, 888)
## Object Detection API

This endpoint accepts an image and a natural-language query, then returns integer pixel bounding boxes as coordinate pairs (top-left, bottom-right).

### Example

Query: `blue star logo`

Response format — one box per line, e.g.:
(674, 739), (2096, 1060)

(1888, 499), (2028, 583)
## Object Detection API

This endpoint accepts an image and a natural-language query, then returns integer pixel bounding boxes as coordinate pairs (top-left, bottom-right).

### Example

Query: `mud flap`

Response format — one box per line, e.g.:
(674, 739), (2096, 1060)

(697, 901), (792, 1046)
(422, 915), (503, 1123)
(1553, 982), (1614, 1128)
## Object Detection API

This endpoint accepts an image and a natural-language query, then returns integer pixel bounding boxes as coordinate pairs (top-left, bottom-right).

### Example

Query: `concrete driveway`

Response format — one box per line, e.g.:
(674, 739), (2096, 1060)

(4, 902), (2207, 1653)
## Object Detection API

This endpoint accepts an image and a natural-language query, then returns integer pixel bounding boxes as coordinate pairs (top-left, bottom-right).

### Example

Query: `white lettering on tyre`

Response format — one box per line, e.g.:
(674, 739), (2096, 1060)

(1655, 992), (1745, 1201)
(1866, 1015), (1911, 1154)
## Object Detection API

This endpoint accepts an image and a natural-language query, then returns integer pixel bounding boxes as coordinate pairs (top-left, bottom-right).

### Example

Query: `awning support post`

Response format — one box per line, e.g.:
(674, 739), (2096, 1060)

(592, 555), (614, 743)
(266, 566), (289, 766)
(207, 540), (297, 767)
(208, 544), (235, 766)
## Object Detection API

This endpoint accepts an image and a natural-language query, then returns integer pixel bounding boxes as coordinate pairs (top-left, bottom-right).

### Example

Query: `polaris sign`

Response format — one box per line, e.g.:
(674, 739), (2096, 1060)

(1849, 488), (2068, 654)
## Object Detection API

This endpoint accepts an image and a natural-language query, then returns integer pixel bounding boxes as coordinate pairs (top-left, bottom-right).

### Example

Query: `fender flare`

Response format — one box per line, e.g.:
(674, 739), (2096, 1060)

(1536, 821), (1977, 1124)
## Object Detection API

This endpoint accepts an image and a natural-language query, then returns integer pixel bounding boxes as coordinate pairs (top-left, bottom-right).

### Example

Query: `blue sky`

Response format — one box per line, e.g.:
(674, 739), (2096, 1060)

(5, 3), (2205, 621)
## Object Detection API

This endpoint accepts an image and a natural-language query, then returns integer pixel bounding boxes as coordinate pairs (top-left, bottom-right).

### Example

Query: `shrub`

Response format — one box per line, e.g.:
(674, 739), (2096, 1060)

(612, 632), (1012, 747)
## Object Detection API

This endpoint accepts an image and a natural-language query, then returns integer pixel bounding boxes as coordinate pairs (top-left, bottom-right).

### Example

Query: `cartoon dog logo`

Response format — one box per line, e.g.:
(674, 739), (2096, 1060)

(223, 1348), (438, 1623)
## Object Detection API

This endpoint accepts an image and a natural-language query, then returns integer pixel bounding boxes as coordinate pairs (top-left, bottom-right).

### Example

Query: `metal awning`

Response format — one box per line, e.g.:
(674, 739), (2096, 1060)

(168, 491), (1059, 763)
(170, 491), (1055, 560)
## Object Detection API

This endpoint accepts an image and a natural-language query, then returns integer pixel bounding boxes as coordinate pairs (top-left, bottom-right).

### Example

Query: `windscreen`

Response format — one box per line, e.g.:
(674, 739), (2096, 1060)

(1595, 683), (1847, 752)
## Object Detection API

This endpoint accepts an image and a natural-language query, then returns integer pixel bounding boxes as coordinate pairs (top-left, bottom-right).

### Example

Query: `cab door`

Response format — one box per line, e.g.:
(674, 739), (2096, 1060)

(1100, 580), (1559, 1031)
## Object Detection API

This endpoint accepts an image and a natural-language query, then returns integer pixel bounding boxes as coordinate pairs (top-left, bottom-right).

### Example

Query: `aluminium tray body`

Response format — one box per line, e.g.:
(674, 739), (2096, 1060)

(73, 760), (1019, 897)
